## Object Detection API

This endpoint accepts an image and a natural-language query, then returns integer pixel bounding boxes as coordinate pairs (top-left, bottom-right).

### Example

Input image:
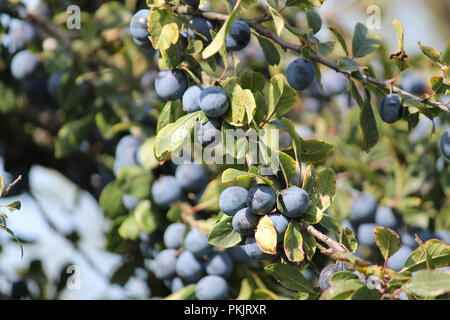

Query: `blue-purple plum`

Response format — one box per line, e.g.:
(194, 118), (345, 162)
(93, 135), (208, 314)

(199, 87), (229, 118)
(232, 208), (260, 235)
(440, 129), (450, 160)
(154, 249), (178, 280)
(319, 264), (345, 290)
(279, 187), (310, 218)
(378, 94), (404, 123)
(205, 251), (234, 278)
(357, 223), (377, 246)
(187, 17), (214, 42)
(225, 20), (251, 51)
(350, 193), (377, 224)
(122, 194), (140, 210)
(129, 9), (151, 42)
(151, 176), (184, 208)
(247, 185), (276, 214)
(387, 246), (412, 270)
(170, 277), (185, 293)
(185, 229), (213, 258)
(175, 163), (208, 192)
(243, 237), (276, 260)
(267, 213), (289, 241)
(219, 186), (248, 216)
(227, 246), (251, 264)
(286, 58), (315, 91)
(196, 275), (229, 300)
(155, 69), (188, 101)
(11, 50), (38, 80)
(375, 206), (403, 230)
(320, 70), (348, 97)
(163, 223), (186, 249)
(182, 85), (206, 113)
(197, 120), (221, 146)
(175, 251), (205, 283)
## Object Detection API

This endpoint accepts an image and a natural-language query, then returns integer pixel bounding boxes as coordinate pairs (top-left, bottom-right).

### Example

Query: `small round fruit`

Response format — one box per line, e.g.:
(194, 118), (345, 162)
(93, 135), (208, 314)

(286, 58), (315, 91)
(129, 9), (151, 42)
(225, 20), (251, 51)
(197, 120), (221, 146)
(319, 264), (345, 290)
(219, 186), (248, 216)
(187, 17), (214, 42)
(387, 246), (412, 270)
(350, 192), (377, 224)
(205, 251), (234, 278)
(279, 187), (310, 218)
(199, 87), (229, 118)
(357, 223), (377, 246)
(232, 208), (260, 235)
(175, 163), (208, 192)
(163, 223), (186, 249)
(11, 50), (38, 80)
(151, 176), (184, 208)
(196, 275), (229, 300)
(154, 249), (178, 280)
(243, 237), (276, 260)
(122, 194), (140, 210)
(182, 85), (206, 113)
(375, 206), (403, 230)
(247, 185), (276, 214)
(155, 69), (188, 101)
(267, 213), (289, 241)
(175, 251), (205, 283)
(185, 229), (213, 258)
(378, 94), (404, 123)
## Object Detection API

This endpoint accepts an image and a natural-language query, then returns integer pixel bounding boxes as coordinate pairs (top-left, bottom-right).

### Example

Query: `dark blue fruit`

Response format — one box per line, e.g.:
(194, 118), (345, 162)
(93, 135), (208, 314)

(219, 186), (248, 216)
(286, 58), (315, 91)
(171, 277), (185, 293)
(267, 213), (289, 241)
(175, 163), (208, 192)
(319, 264), (345, 290)
(187, 17), (214, 42)
(129, 9), (151, 42)
(182, 0), (200, 7)
(199, 87), (229, 118)
(350, 192), (377, 224)
(440, 129), (450, 160)
(387, 246), (412, 270)
(279, 187), (310, 218)
(163, 223), (186, 249)
(247, 185), (276, 214)
(232, 208), (260, 235)
(155, 69), (188, 101)
(243, 237), (276, 260)
(185, 229), (213, 257)
(113, 135), (141, 175)
(11, 50), (38, 80)
(205, 251), (234, 278)
(225, 20), (251, 51)
(378, 94), (404, 123)
(182, 85), (206, 113)
(175, 251), (205, 283)
(197, 120), (221, 146)
(357, 223), (377, 246)
(375, 206), (403, 230)
(154, 249), (178, 280)
(122, 194), (140, 210)
(196, 275), (229, 300)
(151, 176), (184, 208)
(227, 246), (251, 264)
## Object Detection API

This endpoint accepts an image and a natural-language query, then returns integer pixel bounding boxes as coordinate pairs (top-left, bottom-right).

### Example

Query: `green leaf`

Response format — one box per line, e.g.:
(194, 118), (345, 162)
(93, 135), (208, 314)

(329, 26), (348, 56)
(154, 112), (200, 160)
(351, 286), (381, 300)
(278, 151), (300, 187)
(256, 35), (281, 66)
(340, 227), (358, 252)
(392, 20), (404, 52)
(352, 22), (381, 58)
(148, 9), (180, 50)
(255, 215), (278, 254)
(306, 8), (322, 34)
(55, 114), (94, 159)
(300, 140), (334, 163)
(284, 221), (304, 263)
(224, 81), (256, 126)
(239, 70), (267, 92)
(134, 200), (158, 233)
(317, 169), (336, 210)
(329, 271), (359, 286)
(118, 214), (140, 240)
(157, 101), (183, 133)
(402, 270), (450, 298)
(208, 216), (244, 248)
(164, 284), (197, 300)
(99, 180), (126, 218)
(320, 279), (364, 300)
(320, 214), (340, 234)
(202, 1), (240, 59)
(359, 90), (378, 152)
(6, 200), (21, 212)
(264, 263), (316, 294)
(337, 57), (361, 72)
(221, 168), (274, 186)
(266, 74), (296, 122)
(268, 6), (285, 36)
(300, 230), (316, 260)
(403, 240), (450, 272)
(374, 227), (401, 260)
(418, 42), (441, 63)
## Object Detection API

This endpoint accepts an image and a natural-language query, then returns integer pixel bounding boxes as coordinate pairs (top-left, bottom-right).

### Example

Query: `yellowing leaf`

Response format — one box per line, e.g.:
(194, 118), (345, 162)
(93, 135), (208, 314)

(255, 215), (278, 254)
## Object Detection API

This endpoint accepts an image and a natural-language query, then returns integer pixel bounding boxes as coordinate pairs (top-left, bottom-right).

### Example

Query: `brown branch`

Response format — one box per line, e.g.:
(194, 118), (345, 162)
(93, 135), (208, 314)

(6, 175), (23, 194)
(176, 7), (449, 114)
(302, 222), (347, 253)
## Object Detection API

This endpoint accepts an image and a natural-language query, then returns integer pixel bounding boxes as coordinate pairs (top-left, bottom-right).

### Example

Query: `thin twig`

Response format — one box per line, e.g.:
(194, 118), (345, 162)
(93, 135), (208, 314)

(6, 175), (23, 194)
(175, 7), (449, 114)
(302, 222), (347, 253)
